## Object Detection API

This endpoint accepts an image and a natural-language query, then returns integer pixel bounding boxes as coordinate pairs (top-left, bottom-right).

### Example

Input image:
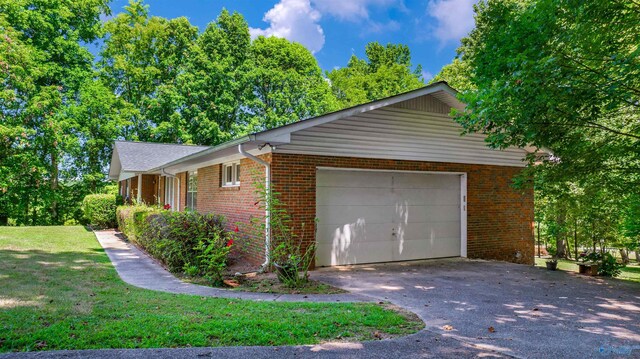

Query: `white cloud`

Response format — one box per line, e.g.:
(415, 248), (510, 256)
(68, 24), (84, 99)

(250, 0), (404, 53)
(422, 70), (434, 81)
(312, 0), (400, 21)
(427, 0), (476, 45)
(249, 0), (325, 54)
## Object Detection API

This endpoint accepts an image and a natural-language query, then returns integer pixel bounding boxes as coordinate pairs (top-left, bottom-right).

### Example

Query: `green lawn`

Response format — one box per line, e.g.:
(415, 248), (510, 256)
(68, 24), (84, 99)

(0, 226), (422, 352)
(534, 257), (640, 283)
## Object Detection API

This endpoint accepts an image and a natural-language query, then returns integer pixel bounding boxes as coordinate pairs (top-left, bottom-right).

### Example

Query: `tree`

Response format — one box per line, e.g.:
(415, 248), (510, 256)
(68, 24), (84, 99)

(244, 36), (337, 131)
(99, 0), (198, 143)
(66, 78), (129, 192)
(178, 10), (251, 145)
(430, 58), (474, 92)
(328, 42), (425, 107)
(0, 0), (110, 224)
(451, 0), (640, 193)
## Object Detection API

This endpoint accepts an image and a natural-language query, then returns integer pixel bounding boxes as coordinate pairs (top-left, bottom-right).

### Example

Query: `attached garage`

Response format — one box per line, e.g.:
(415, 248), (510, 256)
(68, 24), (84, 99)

(315, 168), (466, 266)
(115, 82), (536, 267)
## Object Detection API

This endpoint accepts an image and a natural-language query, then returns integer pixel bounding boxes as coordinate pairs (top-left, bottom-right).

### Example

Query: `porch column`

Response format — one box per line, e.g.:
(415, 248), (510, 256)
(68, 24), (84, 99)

(137, 174), (142, 203)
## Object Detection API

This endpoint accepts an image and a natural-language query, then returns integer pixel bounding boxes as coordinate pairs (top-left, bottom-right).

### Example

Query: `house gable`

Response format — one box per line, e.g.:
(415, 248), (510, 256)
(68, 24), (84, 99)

(274, 94), (528, 167)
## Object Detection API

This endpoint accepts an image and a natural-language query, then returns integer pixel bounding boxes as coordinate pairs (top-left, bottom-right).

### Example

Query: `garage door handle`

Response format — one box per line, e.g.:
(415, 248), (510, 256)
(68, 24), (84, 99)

(392, 228), (397, 237)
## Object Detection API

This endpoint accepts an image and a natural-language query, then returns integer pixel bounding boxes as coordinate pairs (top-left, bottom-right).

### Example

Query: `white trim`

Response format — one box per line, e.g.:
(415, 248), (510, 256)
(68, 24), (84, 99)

(222, 161), (241, 187)
(136, 174), (142, 203)
(315, 167), (466, 176)
(164, 176), (175, 211)
(315, 167), (468, 260)
(460, 173), (468, 258)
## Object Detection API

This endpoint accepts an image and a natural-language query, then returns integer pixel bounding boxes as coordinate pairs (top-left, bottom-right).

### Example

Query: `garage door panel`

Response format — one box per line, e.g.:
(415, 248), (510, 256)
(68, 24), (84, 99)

(393, 189), (460, 206)
(317, 170), (391, 188)
(317, 205), (391, 225)
(398, 221), (461, 240)
(316, 222), (393, 245)
(395, 237), (461, 260)
(392, 173), (460, 189)
(316, 169), (463, 266)
(397, 205), (460, 223)
(316, 241), (394, 266)
(316, 187), (392, 206)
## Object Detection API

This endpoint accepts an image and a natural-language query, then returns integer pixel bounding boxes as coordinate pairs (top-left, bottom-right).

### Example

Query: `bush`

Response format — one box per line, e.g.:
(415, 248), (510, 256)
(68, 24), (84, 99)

(117, 206), (231, 285)
(83, 194), (119, 228)
(580, 251), (625, 277)
(116, 204), (158, 241)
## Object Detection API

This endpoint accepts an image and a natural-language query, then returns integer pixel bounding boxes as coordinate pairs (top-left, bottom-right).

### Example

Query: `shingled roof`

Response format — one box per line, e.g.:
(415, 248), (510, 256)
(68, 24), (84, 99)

(108, 141), (210, 180)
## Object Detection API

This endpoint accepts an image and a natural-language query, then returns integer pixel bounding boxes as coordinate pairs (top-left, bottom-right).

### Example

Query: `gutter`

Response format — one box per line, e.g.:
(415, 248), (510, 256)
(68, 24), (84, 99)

(237, 143), (271, 271)
(161, 168), (180, 211)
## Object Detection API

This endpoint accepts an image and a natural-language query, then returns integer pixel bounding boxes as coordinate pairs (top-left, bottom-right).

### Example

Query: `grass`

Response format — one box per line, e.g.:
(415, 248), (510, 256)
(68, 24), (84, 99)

(534, 257), (640, 283)
(0, 226), (423, 352)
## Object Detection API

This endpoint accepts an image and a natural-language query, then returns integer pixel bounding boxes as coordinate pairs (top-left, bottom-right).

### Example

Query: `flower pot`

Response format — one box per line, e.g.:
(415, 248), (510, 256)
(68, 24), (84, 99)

(273, 262), (298, 283)
(546, 261), (558, 270)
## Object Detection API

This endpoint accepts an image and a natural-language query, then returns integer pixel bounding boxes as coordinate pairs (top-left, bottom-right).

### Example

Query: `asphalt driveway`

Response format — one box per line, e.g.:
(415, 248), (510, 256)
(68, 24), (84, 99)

(314, 259), (640, 358)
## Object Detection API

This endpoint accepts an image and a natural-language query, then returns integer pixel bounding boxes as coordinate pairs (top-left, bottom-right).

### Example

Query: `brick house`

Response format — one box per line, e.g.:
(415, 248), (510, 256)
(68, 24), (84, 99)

(108, 82), (536, 267)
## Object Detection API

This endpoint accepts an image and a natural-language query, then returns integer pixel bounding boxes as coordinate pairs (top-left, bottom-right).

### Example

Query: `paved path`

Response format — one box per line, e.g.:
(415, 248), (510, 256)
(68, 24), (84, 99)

(92, 230), (370, 303)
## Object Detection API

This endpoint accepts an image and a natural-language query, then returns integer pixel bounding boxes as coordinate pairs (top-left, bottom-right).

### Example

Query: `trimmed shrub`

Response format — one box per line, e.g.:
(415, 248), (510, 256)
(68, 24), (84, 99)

(116, 204), (158, 241)
(116, 206), (231, 285)
(83, 194), (119, 228)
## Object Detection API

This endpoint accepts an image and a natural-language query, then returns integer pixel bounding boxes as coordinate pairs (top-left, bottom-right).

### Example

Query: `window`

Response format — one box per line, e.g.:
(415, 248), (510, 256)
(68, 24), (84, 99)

(222, 162), (240, 187)
(164, 177), (175, 210)
(186, 171), (198, 210)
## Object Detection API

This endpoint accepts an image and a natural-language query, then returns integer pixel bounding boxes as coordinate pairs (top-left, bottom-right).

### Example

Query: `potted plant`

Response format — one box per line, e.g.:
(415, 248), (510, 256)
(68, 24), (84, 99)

(546, 258), (558, 270)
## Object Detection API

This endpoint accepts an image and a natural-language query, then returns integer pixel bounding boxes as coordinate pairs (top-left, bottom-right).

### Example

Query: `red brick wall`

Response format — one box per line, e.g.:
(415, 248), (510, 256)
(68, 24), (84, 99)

(196, 155), (271, 265)
(269, 153), (535, 265)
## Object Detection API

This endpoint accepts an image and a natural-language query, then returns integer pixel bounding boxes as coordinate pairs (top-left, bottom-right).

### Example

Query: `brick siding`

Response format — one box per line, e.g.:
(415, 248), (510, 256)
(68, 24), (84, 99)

(196, 155), (271, 265)
(269, 153), (535, 265)
(124, 153), (534, 267)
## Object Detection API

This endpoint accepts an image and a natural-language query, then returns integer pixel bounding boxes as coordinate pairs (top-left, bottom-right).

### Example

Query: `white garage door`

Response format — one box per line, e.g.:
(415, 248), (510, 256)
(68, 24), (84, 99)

(315, 169), (464, 266)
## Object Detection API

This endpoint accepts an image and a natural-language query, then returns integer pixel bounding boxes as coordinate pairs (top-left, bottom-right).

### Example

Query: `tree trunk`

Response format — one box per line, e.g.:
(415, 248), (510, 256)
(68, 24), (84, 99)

(537, 222), (541, 258)
(556, 212), (567, 258)
(635, 250), (640, 264)
(574, 218), (578, 260)
(620, 249), (629, 264)
(50, 150), (59, 224)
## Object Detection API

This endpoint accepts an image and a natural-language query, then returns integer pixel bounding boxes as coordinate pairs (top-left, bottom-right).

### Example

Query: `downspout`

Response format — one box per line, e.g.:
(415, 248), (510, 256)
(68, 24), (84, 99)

(238, 143), (271, 271)
(161, 168), (180, 212)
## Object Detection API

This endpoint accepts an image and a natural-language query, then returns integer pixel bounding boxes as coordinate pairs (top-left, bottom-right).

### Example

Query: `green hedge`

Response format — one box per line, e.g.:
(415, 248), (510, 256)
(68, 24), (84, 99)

(83, 194), (122, 228)
(116, 206), (231, 285)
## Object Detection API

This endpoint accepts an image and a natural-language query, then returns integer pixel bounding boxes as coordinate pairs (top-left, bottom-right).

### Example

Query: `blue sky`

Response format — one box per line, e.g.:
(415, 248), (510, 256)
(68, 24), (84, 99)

(104, 0), (477, 80)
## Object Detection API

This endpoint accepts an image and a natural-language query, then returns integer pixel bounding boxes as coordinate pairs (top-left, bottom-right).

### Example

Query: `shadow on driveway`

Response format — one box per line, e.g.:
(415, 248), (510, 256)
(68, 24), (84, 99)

(314, 258), (640, 358)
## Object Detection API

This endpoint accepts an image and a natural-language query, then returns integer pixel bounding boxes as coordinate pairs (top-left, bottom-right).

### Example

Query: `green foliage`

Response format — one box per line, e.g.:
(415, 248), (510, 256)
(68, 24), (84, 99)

(327, 42), (424, 107)
(116, 204), (158, 241)
(0, 0), (113, 225)
(245, 174), (315, 288)
(430, 58), (474, 92)
(82, 194), (119, 228)
(118, 206), (231, 285)
(1, 0), (427, 227)
(580, 252), (625, 278)
(452, 0), (640, 193)
(244, 36), (338, 132)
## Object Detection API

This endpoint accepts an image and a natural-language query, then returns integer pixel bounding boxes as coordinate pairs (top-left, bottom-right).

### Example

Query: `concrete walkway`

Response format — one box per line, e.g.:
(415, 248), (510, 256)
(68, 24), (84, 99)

(93, 230), (370, 303)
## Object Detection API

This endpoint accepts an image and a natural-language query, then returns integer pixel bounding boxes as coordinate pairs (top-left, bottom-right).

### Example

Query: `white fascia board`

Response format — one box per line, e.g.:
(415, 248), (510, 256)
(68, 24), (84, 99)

(160, 145), (272, 174)
(118, 171), (137, 182)
(108, 147), (121, 180)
